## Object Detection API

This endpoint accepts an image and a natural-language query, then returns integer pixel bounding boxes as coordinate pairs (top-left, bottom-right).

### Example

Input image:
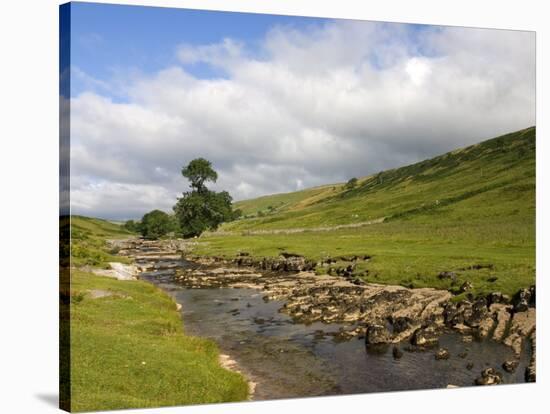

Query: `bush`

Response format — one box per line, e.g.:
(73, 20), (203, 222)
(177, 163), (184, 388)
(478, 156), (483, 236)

(140, 210), (173, 240)
(122, 220), (140, 233)
(345, 177), (358, 190)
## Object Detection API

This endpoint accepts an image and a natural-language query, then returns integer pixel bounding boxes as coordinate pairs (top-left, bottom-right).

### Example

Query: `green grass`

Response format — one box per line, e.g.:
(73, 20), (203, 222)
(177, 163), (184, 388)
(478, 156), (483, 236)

(69, 270), (249, 412)
(234, 184), (344, 217)
(227, 127), (535, 231)
(195, 127), (536, 296)
(70, 216), (135, 268)
(66, 217), (249, 411)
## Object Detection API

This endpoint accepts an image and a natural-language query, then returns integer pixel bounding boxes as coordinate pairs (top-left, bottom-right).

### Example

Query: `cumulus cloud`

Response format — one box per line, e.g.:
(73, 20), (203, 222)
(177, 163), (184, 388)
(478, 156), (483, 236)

(69, 20), (535, 220)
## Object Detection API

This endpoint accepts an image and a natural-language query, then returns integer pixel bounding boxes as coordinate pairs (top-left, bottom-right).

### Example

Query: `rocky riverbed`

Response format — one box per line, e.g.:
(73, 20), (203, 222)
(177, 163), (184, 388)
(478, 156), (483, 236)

(109, 238), (536, 389)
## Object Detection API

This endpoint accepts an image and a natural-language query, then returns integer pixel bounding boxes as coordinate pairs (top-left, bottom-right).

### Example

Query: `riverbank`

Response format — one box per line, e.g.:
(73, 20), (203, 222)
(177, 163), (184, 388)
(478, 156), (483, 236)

(67, 217), (249, 412)
(69, 270), (249, 412)
(116, 237), (536, 390)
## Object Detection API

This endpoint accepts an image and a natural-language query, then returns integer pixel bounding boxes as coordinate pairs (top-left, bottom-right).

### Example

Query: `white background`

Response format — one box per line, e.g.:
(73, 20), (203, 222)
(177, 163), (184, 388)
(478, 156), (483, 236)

(0, 0), (547, 413)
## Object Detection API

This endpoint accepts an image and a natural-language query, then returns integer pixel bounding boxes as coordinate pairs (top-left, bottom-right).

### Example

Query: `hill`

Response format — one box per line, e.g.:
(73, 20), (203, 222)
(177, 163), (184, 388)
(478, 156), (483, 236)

(195, 127), (536, 296)
(70, 215), (136, 267)
(229, 127), (535, 231)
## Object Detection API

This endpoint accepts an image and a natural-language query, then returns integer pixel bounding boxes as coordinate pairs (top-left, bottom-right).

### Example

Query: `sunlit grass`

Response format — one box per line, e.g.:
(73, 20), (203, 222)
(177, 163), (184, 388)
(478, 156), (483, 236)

(69, 271), (249, 411)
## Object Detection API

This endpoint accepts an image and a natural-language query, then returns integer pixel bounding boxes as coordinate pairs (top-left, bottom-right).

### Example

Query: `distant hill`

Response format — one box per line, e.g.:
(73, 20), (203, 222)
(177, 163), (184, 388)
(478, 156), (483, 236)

(71, 215), (134, 239)
(70, 216), (135, 267)
(228, 127), (535, 231)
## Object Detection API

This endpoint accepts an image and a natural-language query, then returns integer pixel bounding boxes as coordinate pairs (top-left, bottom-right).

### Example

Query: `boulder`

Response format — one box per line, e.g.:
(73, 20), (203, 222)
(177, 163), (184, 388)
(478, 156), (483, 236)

(503, 308), (536, 356)
(474, 368), (502, 385)
(526, 331), (536, 382)
(411, 324), (440, 347)
(92, 262), (139, 281)
(487, 292), (509, 305)
(392, 316), (414, 334)
(453, 323), (472, 335)
(491, 304), (512, 342)
(462, 335), (473, 343)
(502, 360), (519, 373)
(435, 348), (450, 360)
(477, 315), (495, 339)
(365, 323), (391, 345)
(526, 365), (536, 382)
(464, 298), (488, 327)
(512, 288), (532, 312)
(443, 303), (463, 325)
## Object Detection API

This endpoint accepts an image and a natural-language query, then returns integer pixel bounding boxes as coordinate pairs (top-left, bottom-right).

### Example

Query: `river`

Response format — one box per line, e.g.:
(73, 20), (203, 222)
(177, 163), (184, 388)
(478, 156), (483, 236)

(139, 259), (530, 400)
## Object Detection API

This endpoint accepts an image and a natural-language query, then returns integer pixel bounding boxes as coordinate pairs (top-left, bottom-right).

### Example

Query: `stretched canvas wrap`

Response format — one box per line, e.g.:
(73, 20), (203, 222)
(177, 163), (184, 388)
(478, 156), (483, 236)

(59, 2), (536, 412)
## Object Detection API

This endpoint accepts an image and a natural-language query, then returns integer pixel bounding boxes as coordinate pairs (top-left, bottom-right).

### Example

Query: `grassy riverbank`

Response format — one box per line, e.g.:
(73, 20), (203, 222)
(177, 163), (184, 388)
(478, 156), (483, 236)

(195, 127), (536, 297)
(68, 217), (249, 412)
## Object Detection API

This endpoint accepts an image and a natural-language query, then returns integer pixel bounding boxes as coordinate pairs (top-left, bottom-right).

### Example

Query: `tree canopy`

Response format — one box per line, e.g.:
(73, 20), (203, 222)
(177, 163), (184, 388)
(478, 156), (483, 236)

(139, 209), (174, 240)
(181, 158), (218, 192)
(345, 177), (358, 190)
(122, 219), (140, 233)
(174, 158), (234, 238)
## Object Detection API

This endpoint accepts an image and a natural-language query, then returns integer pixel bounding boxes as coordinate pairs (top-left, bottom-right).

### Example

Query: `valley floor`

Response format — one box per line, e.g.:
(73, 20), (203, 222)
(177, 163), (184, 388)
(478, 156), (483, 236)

(196, 218), (535, 298)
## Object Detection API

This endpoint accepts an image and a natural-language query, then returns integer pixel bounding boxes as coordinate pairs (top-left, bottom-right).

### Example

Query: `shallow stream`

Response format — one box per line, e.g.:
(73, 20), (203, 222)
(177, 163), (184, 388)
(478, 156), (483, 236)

(141, 262), (529, 400)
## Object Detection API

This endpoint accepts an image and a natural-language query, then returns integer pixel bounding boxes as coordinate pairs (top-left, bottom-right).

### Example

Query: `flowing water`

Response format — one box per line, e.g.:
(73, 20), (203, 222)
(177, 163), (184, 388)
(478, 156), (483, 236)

(141, 261), (530, 400)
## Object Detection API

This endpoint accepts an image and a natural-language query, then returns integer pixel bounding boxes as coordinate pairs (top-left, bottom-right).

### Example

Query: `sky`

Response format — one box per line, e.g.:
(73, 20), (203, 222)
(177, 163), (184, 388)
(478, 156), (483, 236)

(65, 2), (536, 220)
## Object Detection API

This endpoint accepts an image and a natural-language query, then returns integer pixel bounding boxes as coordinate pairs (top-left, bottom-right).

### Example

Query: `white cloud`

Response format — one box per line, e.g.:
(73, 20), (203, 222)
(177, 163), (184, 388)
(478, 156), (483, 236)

(405, 57), (432, 85)
(69, 20), (535, 219)
(177, 38), (244, 67)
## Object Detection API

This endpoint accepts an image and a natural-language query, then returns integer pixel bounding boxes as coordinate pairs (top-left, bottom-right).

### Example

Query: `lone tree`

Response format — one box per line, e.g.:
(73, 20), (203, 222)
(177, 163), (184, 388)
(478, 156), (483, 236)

(174, 158), (233, 238)
(345, 177), (358, 190)
(181, 158), (218, 193)
(139, 209), (173, 240)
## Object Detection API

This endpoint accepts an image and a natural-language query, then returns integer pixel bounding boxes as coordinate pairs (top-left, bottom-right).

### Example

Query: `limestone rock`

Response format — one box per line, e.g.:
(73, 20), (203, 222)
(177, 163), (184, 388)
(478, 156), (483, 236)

(435, 348), (450, 360)
(491, 304), (512, 342)
(365, 323), (391, 345)
(475, 368), (502, 385)
(411, 324), (440, 347)
(526, 330), (536, 382)
(503, 308), (536, 356)
(502, 360), (519, 373)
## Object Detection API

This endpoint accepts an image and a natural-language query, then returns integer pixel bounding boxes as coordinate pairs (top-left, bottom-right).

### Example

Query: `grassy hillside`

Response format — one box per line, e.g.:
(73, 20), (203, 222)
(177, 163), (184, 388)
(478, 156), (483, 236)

(71, 215), (134, 237)
(234, 184), (344, 217)
(70, 216), (136, 267)
(227, 127), (535, 231)
(196, 127), (536, 296)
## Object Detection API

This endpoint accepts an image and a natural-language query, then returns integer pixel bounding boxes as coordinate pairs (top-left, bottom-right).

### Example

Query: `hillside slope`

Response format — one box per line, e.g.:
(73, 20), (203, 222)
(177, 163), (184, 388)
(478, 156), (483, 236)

(70, 215), (136, 267)
(228, 127), (535, 231)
